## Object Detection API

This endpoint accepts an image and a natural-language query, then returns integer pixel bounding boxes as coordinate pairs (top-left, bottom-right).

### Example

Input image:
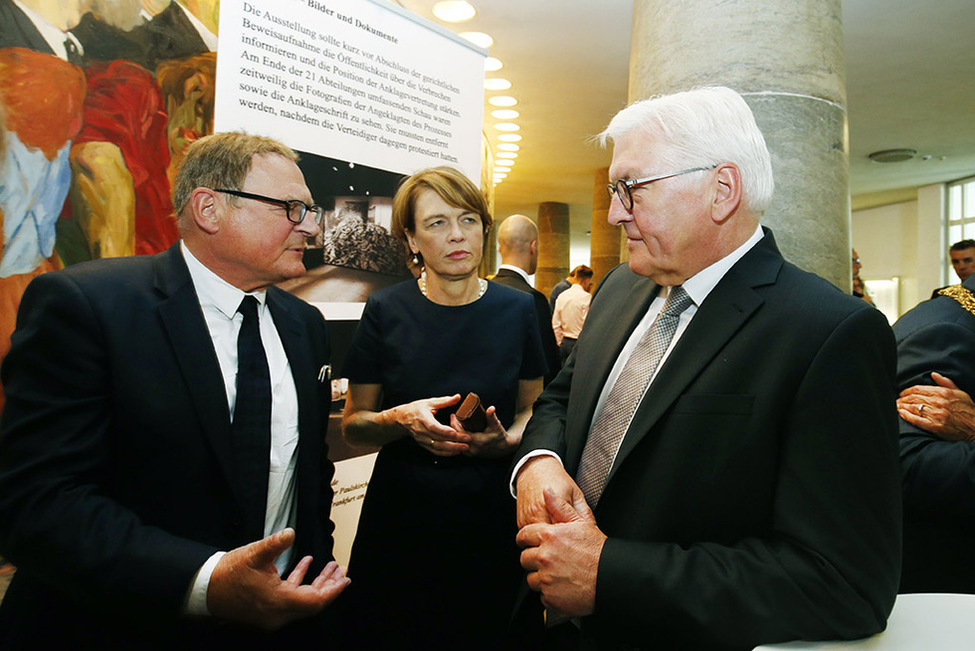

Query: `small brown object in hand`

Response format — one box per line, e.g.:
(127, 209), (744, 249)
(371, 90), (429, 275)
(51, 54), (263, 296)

(457, 392), (488, 432)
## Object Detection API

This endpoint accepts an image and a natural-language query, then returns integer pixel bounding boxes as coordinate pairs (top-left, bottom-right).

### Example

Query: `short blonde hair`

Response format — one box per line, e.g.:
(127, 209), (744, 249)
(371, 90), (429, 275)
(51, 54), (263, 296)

(391, 167), (492, 252)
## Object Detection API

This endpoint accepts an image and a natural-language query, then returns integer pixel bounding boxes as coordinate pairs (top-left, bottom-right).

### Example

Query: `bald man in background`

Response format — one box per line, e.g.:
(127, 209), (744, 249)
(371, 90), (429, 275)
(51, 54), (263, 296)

(493, 214), (560, 385)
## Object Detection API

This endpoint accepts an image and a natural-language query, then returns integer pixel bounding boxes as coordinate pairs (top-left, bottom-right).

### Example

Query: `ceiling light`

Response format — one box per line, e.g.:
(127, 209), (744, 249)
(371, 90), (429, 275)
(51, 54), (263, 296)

(484, 57), (502, 72)
(498, 133), (522, 142)
(497, 152), (517, 159)
(489, 96), (517, 107)
(484, 78), (511, 91)
(867, 148), (917, 163)
(495, 160), (514, 168)
(497, 143), (519, 151)
(460, 31), (493, 48)
(491, 109), (519, 119)
(433, 1), (475, 22)
(495, 123), (520, 131)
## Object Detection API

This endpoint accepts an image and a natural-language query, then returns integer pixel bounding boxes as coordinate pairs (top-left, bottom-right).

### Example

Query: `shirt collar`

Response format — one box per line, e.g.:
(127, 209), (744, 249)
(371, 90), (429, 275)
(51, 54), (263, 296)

(14, 0), (84, 60)
(498, 263), (531, 285)
(181, 241), (266, 319)
(677, 224), (764, 306)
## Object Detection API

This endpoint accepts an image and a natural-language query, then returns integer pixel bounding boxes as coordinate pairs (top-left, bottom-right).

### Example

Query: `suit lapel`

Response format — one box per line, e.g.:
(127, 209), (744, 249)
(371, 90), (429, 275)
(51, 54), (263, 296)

(604, 233), (784, 487)
(154, 245), (238, 493)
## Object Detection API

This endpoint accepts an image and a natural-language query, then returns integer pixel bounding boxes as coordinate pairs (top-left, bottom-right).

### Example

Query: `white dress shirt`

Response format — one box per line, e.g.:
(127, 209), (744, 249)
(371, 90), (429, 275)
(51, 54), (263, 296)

(181, 242), (301, 614)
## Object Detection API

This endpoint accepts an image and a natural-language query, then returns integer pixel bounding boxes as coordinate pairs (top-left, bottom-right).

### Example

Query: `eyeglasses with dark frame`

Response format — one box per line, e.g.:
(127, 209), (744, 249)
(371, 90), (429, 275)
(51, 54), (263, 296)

(212, 189), (325, 225)
(607, 164), (719, 212)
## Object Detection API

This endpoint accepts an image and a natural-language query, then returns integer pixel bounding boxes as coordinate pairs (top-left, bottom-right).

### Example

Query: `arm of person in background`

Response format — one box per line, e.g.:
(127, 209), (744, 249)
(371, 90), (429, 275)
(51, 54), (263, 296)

(454, 377), (543, 458)
(897, 372), (975, 441)
(552, 300), (565, 345)
(341, 382), (471, 457)
(897, 320), (975, 524)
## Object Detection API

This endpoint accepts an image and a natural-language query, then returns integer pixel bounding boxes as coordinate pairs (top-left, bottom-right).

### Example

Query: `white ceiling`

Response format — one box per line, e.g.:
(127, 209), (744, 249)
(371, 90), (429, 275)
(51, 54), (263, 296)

(397, 0), (975, 240)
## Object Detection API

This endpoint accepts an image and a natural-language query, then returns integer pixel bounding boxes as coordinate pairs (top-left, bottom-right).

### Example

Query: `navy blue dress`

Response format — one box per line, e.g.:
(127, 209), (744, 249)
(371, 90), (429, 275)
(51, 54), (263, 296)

(341, 279), (547, 649)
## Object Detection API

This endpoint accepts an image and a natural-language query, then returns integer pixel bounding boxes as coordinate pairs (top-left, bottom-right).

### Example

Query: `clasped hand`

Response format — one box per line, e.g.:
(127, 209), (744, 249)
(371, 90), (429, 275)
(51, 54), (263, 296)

(515, 457), (606, 617)
(207, 528), (349, 631)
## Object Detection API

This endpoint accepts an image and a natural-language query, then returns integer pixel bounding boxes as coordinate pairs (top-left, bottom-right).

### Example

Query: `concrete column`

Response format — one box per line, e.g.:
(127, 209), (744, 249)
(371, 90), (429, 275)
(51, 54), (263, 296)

(590, 166), (620, 284)
(630, 0), (849, 289)
(537, 201), (570, 297)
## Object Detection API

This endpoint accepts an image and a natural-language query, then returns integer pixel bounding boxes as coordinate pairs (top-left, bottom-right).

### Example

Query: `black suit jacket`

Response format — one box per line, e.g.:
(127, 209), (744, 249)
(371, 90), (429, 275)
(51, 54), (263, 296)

(492, 267), (561, 385)
(895, 274), (975, 593)
(0, 244), (336, 648)
(514, 230), (901, 650)
(0, 0), (54, 53)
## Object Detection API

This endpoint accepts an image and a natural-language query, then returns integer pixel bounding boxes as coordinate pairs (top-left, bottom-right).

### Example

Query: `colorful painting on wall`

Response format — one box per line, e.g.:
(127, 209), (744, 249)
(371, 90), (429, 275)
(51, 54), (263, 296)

(0, 0), (219, 409)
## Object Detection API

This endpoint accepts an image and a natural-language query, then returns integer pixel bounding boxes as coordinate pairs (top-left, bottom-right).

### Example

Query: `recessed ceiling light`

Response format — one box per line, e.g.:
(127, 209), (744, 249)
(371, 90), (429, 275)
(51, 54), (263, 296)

(497, 143), (519, 151)
(460, 31), (493, 48)
(495, 160), (514, 168)
(495, 123), (520, 131)
(497, 152), (517, 159)
(498, 133), (522, 142)
(433, 1), (476, 22)
(488, 96), (517, 107)
(867, 148), (917, 163)
(484, 57), (502, 72)
(494, 172), (508, 179)
(491, 109), (519, 119)
(484, 78), (511, 91)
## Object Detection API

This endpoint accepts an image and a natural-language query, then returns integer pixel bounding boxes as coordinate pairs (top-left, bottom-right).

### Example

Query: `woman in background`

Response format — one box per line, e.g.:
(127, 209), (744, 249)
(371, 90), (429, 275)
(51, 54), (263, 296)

(340, 166), (546, 649)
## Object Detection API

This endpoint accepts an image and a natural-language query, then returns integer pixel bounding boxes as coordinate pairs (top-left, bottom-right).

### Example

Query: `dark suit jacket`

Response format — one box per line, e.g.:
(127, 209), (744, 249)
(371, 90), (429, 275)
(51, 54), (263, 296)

(895, 274), (975, 593)
(514, 230), (901, 650)
(143, 1), (209, 70)
(493, 267), (561, 385)
(0, 0), (54, 53)
(0, 244), (336, 649)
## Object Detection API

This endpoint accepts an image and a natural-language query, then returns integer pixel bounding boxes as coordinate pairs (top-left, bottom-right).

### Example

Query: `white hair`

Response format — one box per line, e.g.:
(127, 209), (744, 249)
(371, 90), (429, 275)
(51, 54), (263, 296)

(598, 86), (774, 214)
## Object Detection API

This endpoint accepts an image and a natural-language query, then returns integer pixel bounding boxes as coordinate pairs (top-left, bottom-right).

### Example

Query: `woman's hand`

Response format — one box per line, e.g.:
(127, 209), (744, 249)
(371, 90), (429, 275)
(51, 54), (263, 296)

(389, 394), (471, 456)
(343, 385), (470, 456)
(453, 406), (521, 458)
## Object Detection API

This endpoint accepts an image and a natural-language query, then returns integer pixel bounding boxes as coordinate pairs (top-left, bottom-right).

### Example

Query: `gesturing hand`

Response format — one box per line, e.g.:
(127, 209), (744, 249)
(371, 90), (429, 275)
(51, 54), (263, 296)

(897, 372), (975, 442)
(516, 488), (605, 617)
(207, 528), (350, 630)
(390, 394), (471, 456)
(453, 407), (520, 458)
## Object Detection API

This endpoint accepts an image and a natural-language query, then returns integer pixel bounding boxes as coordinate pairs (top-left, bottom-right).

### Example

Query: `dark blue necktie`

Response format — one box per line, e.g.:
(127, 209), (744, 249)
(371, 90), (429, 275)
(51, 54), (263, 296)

(232, 296), (271, 541)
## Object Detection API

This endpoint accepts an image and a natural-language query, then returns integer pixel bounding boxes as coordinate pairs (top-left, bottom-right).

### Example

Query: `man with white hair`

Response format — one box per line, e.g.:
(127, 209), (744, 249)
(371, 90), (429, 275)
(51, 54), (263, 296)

(512, 86), (901, 649)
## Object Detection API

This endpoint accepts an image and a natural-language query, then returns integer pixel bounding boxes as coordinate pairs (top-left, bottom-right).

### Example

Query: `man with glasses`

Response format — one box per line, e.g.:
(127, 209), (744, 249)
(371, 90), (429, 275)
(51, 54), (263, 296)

(512, 87), (900, 649)
(0, 132), (348, 648)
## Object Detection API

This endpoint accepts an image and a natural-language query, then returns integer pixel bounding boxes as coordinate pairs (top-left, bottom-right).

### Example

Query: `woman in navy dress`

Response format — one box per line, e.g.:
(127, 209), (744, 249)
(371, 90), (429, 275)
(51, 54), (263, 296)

(340, 167), (546, 649)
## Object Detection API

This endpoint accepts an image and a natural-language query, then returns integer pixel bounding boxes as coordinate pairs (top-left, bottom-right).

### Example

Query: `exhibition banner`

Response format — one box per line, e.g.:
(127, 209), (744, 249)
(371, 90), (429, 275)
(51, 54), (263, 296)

(214, 0), (485, 180)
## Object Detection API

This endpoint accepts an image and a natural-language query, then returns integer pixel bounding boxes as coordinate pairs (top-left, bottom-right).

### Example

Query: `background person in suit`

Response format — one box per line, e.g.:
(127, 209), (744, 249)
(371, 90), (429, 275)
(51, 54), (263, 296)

(548, 266), (575, 313)
(512, 86), (901, 649)
(893, 273), (975, 593)
(0, 132), (348, 649)
(494, 213), (560, 385)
